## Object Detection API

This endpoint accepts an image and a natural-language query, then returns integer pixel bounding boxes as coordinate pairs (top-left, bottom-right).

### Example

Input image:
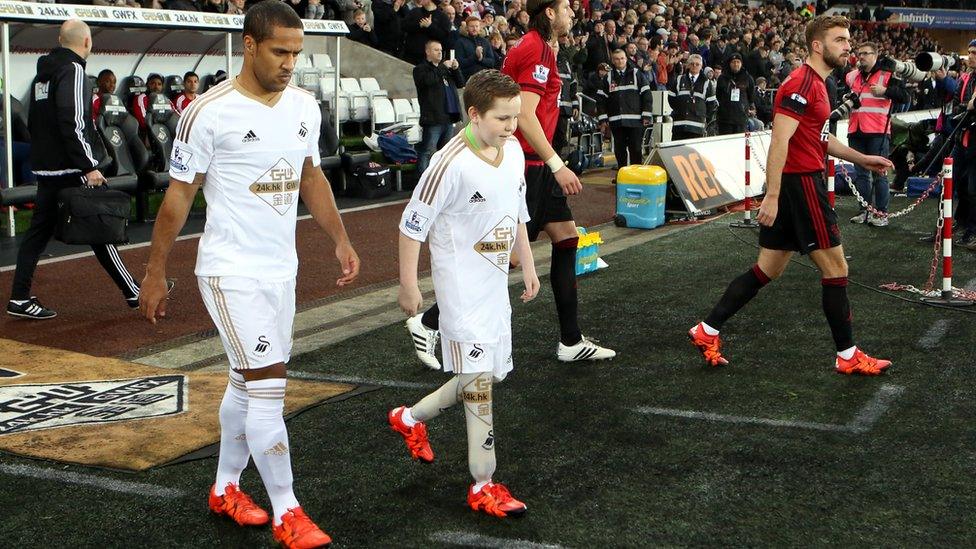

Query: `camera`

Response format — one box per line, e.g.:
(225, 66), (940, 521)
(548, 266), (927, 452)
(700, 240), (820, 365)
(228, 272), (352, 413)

(876, 56), (927, 82)
(914, 52), (962, 73)
(829, 91), (860, 121)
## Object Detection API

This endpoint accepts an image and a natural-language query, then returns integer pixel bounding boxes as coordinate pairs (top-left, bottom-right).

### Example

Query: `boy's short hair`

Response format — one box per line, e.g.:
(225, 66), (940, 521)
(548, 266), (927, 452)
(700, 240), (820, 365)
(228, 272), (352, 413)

(463, 70), (521, 115)
(353, 8), (365, 17)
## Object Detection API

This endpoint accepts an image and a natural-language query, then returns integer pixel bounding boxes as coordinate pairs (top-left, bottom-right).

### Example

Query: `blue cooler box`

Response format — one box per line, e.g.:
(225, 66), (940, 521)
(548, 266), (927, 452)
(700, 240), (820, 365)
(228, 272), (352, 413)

(906, 177), (941, 198)
(615, 165), (667, 229)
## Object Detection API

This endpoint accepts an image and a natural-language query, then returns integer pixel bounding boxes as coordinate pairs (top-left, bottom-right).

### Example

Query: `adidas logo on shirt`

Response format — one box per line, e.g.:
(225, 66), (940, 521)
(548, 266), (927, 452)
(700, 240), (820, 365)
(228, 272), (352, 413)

(242, 130), (260, 143)
(469, 191), (486, 203)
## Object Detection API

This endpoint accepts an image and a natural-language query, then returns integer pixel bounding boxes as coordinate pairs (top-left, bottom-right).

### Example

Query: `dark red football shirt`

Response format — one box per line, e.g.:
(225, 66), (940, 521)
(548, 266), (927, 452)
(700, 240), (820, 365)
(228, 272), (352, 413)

(774, 63), (830, 174)
(501, 29), (561, 162)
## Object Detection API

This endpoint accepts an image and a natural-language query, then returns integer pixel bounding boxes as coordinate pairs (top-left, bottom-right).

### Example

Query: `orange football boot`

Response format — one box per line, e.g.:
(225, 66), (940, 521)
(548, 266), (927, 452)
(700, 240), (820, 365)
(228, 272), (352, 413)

(388, 406), (434, 463)
(208, 483), (270, 526)
(835, 348), (891, 376)
(467, 482), (527, 518)
(688, 323), (729, 367)
(272, 507), (332, 549)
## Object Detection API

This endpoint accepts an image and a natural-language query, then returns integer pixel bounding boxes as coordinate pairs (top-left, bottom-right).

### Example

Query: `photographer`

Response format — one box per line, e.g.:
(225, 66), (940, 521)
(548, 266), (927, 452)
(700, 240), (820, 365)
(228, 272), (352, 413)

(845, 42), (908, 226)
(950, 40), (976, 250)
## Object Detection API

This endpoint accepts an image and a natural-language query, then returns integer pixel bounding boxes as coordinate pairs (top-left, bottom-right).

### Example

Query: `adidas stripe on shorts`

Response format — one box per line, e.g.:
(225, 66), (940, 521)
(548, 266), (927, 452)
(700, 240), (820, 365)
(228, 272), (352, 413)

(198, 276), (295, 370)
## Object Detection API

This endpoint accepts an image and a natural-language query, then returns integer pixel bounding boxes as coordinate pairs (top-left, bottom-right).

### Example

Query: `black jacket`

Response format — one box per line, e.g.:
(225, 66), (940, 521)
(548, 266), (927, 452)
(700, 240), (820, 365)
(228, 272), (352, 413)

(715, 66), (755, 125)
(667, 72), (716, 137)
(596, 66), (653, 128)
(28, 47), (99, 176)
(456, 34), (496, 82)
(348, 22), (379, 47)
(373, 0), (405, 57)
(402, 7), (452, 65)
(413, 60), (464, 126)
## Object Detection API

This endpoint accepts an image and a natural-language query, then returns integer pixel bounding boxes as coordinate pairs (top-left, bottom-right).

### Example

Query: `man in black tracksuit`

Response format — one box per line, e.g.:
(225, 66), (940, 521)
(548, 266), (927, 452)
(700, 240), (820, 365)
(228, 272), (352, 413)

(7, 20), (142, 320)
(597, 49), (652, 168)
(667, 53), (715, 141)
(715, 52), (755, 135)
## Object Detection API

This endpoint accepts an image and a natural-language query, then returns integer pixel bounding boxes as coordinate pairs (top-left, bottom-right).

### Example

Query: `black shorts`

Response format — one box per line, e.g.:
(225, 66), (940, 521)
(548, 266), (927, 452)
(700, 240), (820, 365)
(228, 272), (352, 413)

(758, 171), (841, 255)
(525, 164), (575, 241)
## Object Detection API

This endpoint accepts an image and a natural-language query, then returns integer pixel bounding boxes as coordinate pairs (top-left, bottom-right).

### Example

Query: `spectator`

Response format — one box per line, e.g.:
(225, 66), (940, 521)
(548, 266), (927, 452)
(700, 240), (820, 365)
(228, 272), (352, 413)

(305, 0), (326, 19)
(201, 0), (226, 13)
(715, 52), (754, 135)
(596, 49), (652, 167)
(667, 53), (715, 140)
(373, 0), (406, 57)
(413, 40), (464, 174)
(173, 71), (199, 115)
(489, 32), (506, 68)
(456, 16), (496, 82)
(132, 73), (164, 131)
(91, 68), (115, 122)
(403, 0), (452, 65)
(94, 0), (140, 7)
(226, 0), (245, 14)
(165, 0), (199, 11)
(349, 9), (379, 46)
(584, 20), (612, 72)
(754, 76), (773, 126)
(338, 0), (374, 27)
(10, 19), (144, 320)
(846, 41), (908, 226)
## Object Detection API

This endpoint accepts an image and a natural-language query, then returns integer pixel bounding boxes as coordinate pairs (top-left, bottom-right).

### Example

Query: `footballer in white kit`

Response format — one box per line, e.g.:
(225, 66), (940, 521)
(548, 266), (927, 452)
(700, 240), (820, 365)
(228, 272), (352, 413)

(140, 4), (358, 547)
(389, 70), (540, 519)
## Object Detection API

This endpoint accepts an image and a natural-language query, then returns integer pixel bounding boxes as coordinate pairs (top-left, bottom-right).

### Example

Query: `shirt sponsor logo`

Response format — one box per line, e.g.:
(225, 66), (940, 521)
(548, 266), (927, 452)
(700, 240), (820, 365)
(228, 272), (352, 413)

(249, 158), (300, 215)
(404, 210), (429, 234)
(0, 375), (186, 435)
(473, 216), (516, 273)
(170, 145), (192, 173)
(532, 64), (550, 84)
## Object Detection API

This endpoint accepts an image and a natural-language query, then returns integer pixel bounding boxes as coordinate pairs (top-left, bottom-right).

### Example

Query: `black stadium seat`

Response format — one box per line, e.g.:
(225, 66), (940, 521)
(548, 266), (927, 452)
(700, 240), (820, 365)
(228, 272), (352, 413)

(146, 92), (178, 170)
(164, 75), (184, 100)
(117, 75), (146, 116)
(96, 95), (143, 196)
(198, 73), (216, 94)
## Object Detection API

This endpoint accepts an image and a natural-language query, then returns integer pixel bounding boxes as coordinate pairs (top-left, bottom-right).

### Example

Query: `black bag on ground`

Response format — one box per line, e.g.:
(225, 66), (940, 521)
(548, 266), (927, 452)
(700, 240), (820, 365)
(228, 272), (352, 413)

(55, 185), (131, 245)
(347, 162), (392, 199)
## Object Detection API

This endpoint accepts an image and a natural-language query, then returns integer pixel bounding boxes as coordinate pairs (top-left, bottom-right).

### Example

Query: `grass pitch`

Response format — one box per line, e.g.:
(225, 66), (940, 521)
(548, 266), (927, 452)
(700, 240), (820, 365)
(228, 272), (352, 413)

(2, 196), (975, 548)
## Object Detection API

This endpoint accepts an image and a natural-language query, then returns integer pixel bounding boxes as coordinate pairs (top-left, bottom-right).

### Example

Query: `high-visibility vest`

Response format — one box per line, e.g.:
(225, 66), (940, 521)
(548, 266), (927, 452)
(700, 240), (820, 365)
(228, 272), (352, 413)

(845, 69), (893, 134)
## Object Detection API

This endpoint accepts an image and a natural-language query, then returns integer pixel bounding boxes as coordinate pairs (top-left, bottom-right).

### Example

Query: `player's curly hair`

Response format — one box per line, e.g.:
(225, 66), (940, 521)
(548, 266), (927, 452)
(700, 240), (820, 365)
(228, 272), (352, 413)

(463, 70), (521, 115)
(243, 1), (303, 44)
(805, 14), (849, 50)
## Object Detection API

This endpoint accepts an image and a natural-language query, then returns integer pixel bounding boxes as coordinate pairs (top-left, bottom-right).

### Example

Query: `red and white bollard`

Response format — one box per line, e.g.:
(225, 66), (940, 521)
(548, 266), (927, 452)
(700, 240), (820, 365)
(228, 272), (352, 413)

(826, 158), (836, 209)
(923, 157), (974, 307)
(731, 132), (755, 228)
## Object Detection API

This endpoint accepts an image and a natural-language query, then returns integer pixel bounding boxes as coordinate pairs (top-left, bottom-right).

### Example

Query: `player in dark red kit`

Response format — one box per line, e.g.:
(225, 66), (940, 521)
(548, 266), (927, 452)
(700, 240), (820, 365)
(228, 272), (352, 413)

(689, 15), (895, 375)
(404, 0), (615, 368)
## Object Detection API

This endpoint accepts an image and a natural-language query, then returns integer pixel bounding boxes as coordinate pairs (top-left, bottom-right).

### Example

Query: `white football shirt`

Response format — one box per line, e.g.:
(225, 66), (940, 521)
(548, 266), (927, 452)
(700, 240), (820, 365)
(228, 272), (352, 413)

(169, 79), (321, 281)
(399, 133), (530, 344)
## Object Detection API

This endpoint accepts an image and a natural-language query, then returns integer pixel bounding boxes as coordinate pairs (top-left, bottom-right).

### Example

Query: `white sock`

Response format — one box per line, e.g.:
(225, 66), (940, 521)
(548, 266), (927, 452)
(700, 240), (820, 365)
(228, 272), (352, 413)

(401, 407), (418, 427)
(837, 346), (856, 360)
(214, 371), (250, 496)
(245, 378), (299, 525)
(700, 322), (720, 336)
(471, 480), (490, 494)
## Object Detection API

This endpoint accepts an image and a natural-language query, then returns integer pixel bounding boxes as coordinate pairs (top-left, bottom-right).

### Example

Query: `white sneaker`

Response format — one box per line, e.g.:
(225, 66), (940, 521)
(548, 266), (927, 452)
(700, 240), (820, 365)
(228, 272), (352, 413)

(867, 213), (889, 227)
(406, 314), (441, 370)
(557, 336), (616, 362)
(849, 211), (868, 224)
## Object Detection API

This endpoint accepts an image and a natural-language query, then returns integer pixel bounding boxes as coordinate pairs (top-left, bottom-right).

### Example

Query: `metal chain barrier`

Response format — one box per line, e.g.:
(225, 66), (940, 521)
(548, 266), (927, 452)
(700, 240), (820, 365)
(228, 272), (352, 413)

(840, 168), (942, 220)
(746, 135), (768, 176)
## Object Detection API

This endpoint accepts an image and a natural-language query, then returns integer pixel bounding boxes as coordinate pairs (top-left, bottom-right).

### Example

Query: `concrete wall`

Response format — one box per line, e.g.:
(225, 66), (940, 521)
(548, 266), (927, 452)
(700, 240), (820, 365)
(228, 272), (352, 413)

(325, 38), (418, 99)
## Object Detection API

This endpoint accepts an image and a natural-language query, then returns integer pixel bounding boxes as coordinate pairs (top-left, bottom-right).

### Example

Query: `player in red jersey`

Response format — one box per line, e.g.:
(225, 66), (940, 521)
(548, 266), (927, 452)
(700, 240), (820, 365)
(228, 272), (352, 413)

(404, 0), (615, 368)
(689, 15), (895, 375)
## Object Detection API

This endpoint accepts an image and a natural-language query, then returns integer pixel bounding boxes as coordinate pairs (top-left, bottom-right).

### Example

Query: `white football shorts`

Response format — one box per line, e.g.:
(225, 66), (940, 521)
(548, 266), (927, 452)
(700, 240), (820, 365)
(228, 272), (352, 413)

(198, 276), (296, 370)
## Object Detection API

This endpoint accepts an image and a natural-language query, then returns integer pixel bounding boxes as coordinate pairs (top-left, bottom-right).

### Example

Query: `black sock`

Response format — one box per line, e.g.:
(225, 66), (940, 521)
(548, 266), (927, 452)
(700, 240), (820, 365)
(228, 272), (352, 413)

(551, 237), (582, 346)
(704, 264), (771, 330)
(821, 277), (854, 352)
(421, 304), (440, 331)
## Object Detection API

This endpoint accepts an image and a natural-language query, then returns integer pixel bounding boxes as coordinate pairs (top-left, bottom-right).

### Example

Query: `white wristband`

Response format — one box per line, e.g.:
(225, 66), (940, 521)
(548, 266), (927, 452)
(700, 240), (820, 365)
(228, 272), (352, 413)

(545, 155), (565, 174)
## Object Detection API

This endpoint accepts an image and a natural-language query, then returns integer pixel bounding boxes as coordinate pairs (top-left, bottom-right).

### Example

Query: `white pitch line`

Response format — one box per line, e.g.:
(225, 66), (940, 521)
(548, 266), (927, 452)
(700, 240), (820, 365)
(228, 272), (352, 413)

(0, 463), (184, 498)
(0, 199), (409, 272)
(289, 370), (437, 389)
(636, 384), (905, 434)
(846, 384), (905, 433)
(633, 406), (851, 432)
(429, 531), (566, 549)
(917, 319), (952, 350)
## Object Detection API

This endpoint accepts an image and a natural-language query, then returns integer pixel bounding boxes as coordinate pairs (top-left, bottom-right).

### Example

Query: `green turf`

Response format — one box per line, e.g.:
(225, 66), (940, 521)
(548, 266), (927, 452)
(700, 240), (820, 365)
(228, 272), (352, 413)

(2, 195), (976, 547)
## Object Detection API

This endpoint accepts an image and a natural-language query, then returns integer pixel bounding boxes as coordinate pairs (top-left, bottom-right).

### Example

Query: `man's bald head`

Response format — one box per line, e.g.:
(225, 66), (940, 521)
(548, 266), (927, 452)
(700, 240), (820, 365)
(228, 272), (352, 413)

(59, 19), (92, 58)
